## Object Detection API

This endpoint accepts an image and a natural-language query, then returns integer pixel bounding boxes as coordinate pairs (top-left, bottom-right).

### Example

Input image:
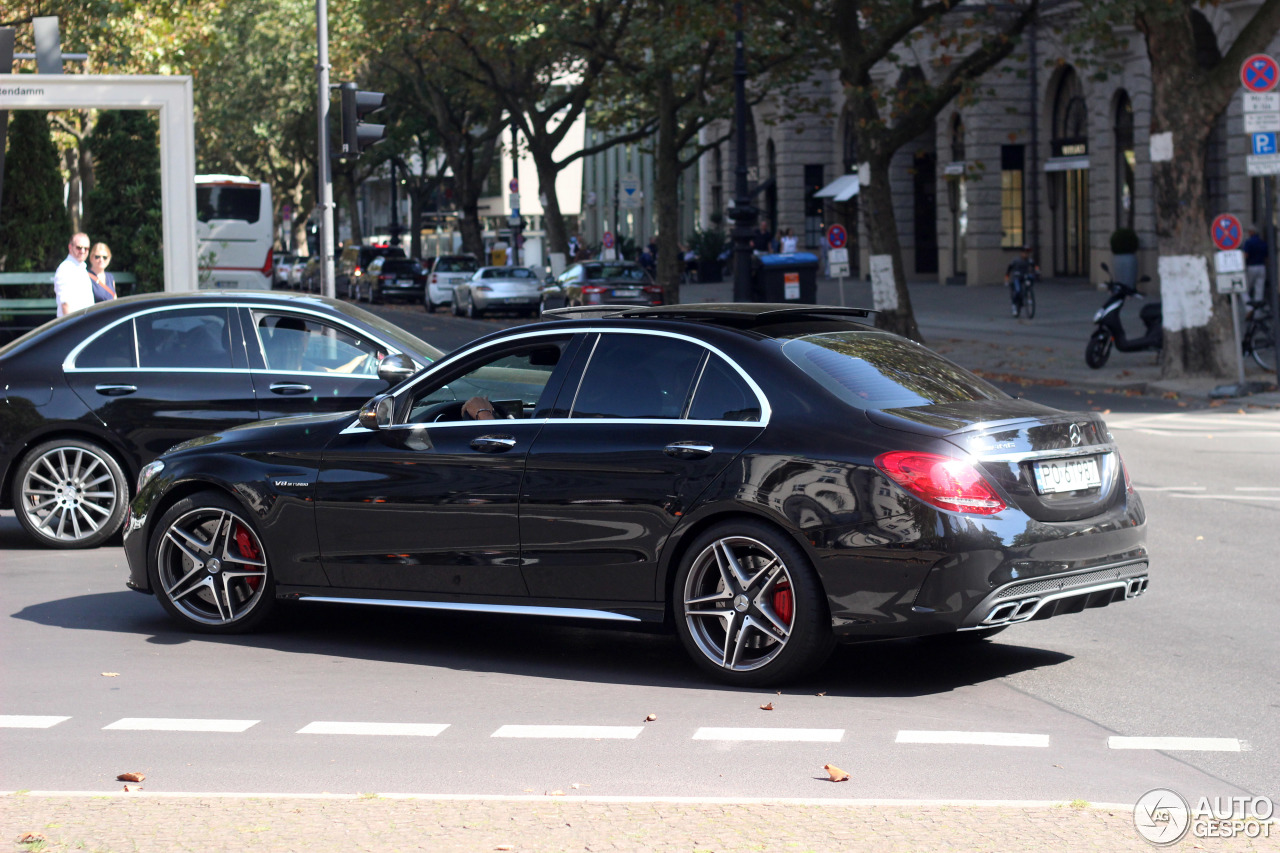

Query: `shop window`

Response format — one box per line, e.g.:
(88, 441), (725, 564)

(1001, 146), (1025, 249)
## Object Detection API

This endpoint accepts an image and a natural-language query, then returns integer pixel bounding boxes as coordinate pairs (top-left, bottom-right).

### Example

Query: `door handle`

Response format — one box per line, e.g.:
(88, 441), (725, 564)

(94, 384), (137, 396)
(269, 383), (312, 395)
(471, 435), (517, 453)
(664, 441), (714, 460)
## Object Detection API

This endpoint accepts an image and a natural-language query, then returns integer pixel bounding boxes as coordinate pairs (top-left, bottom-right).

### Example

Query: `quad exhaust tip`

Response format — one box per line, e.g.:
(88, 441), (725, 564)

(979, 574), (1149, 627)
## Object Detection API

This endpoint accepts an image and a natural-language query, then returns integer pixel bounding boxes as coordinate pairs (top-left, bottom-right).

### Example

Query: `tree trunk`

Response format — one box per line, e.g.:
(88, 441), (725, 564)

(530, 140), (569, 258)
(861, 155), (921, 342)
(653, 73), (684, 304)
(1140, 14), (1234, 379)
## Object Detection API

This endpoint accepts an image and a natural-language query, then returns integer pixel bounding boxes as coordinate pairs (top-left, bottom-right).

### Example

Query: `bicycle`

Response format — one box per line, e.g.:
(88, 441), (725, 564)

(1009, 270), (1037, 319)
(1242, 299), (1275, 371)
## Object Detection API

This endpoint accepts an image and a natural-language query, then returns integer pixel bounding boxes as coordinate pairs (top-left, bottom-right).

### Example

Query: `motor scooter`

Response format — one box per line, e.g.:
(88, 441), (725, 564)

(1085, 264), (1159, 368)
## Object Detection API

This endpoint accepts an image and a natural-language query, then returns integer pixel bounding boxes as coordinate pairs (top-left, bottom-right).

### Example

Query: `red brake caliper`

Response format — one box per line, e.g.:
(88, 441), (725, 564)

(233, 524), (262, 589)
(772, 581), (793, 626)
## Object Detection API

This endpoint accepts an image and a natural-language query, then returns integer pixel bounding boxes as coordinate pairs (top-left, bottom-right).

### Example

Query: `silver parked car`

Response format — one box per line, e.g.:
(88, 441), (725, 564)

(452, 266), (544, 318)
(425, 254), (479, 312)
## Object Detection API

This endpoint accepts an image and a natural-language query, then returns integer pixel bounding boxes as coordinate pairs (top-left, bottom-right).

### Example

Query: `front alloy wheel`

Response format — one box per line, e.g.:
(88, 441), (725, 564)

(150, 492), (274, 633)
(675, 521), (833, 686)
(14, 439), (127, 548)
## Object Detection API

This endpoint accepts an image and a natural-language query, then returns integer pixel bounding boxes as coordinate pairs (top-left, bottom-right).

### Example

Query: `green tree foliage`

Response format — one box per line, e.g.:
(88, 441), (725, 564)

(0, 110), (70, 274)
(83, 110), (163, 292)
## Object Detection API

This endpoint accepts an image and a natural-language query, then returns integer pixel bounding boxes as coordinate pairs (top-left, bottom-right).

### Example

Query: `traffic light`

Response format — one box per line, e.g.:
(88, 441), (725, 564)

(339, 82), (386, 157)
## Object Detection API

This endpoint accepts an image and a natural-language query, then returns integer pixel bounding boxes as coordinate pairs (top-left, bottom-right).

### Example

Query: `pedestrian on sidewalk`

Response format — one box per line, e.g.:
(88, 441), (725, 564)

(53, 232), (95, 317)
(1005, 246), (1039, 317)
(88, 242), (118, 302)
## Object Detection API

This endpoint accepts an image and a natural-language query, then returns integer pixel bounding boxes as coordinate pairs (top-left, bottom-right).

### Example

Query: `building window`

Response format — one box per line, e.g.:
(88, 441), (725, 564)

(804, 165), (824, 248)
(1001, 145), (1025, 249)
(1115, 92), (1135, 231)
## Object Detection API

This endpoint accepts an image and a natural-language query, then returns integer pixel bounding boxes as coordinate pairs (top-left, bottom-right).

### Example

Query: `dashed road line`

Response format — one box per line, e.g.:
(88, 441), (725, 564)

(0, 715), (69, 729)
(896, 730), (1050, 747)
(1108, 736), (1243, 752)
(491, 725), (644, 739)
(103, 718), (259, 733)
(692, 727), (844, 742)
(297, 722), (449, 736)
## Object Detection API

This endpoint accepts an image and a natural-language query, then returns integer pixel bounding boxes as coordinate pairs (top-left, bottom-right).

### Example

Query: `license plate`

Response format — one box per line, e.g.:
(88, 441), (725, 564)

(1033, 457), (1101, 494)
(612, 288), (640, 298)
(396, 279), (413, 287)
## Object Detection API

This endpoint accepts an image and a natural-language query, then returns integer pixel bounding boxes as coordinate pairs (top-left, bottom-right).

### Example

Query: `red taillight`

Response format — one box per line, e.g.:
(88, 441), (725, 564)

(582, 284), (608, 293)
(582, 284), (607, 305)
(261, 247), (274, 276)
(1119, 451), (1133, 494)
(430, 273), (439, 284)
(875, 451), (1006, 515)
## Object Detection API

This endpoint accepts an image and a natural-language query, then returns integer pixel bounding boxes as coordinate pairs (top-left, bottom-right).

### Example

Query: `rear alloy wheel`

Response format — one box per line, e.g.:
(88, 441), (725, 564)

(466, 296), (480, 319)
(149, 491), (274, 633)
(15, 439), (127, 548)
(675, 520), (834, 686)
(1085, 329), (1112, 369)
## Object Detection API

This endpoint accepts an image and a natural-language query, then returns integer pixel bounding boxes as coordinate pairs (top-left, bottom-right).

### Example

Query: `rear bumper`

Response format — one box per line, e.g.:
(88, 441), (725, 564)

(955, 559), (1148, 630)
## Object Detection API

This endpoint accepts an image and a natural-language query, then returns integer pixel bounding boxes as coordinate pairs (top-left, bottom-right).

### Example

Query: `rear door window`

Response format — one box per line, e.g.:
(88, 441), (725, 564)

(136, 308), (234, 369)
(569, 333), (705, 419)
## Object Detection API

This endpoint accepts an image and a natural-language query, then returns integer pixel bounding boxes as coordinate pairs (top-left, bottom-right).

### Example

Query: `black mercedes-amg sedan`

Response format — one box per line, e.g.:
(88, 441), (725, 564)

(123, 304), (1148, 685)
(0, 291), (442, 549)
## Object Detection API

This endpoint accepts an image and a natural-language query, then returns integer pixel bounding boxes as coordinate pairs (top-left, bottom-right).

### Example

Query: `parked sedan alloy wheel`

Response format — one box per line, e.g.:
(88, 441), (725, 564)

(675, 520), (834, 686)
(150, 492), (274, 633)
(15, 439), (127, 548)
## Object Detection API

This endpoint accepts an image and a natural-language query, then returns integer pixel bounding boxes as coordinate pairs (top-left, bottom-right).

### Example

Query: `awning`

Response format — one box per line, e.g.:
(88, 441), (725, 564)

(814, 174), (860, 202)
(1044, 156), (1091, 172)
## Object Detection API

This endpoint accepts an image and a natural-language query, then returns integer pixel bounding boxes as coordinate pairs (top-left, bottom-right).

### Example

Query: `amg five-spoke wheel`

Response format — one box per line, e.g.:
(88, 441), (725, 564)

(14, 439), (128, 549)
(675, 520), (834, 686)
(150, 492), (275, 632)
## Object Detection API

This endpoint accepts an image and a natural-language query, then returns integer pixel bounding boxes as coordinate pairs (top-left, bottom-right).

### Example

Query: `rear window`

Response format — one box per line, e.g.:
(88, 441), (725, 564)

(583, 264), (646, 281)
(380, 259), (421, 274)
(780, 330), (1006, 410)
(196, 186), (261, 223)
(435, 257), (478, 273)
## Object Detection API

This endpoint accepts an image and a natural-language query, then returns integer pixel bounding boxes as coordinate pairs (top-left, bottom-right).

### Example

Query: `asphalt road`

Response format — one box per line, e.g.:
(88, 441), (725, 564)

(2, 299), (1277, 810)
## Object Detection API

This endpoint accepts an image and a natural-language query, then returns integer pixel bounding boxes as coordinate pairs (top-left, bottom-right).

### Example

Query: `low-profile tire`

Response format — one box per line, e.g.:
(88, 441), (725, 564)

(13, 438), (128, 549)
(466, 296), (480, 319)
(148, 490), (275, 634)
(1085, 329), (1112, 369)
(452, 298), (463, 316)
(425, 298), (436, 313)
(674, 519), (835, 686)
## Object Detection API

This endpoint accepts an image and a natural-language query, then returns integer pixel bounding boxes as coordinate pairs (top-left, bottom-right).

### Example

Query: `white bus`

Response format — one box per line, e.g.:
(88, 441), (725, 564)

(196, 174), (273, 289)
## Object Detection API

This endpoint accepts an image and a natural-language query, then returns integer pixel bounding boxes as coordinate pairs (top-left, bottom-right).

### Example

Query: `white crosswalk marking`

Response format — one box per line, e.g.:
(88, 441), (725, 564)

(896, 730), (1050, 747)
(0, 715), (69, 729)
(103, 718), (259, 733)
(297, 722), (449, 736)
(1108, 736), (1242, 751)
(692, 727), (844, 742)
(491, 725), (644, 739)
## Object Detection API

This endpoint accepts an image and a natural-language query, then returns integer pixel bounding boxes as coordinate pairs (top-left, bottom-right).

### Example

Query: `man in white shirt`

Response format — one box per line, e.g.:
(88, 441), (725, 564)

(54, 232), (95, 317)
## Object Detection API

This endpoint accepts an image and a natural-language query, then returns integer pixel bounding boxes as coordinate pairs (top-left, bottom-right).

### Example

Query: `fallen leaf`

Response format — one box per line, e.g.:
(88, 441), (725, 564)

(101, 672), (120, 677)
(496, 846), (515, 852)
(824, 764), (850, 782)
(117, 772), (145, 782)
(760, 702), (774, 711)
(122, 784), (143, 792)
(644, 713), (657, 722)
(546, 790), (565, 797)
(571, 783), (582, 789)
(1196, 536), (1204, 540)
(815, 692), (827, 697)
(17, 832), (47, 844)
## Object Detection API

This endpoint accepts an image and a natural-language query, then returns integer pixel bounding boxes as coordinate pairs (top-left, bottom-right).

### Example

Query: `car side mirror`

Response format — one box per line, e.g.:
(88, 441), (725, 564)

(358, 394), (395, 430)
(378, 352), (417, 385)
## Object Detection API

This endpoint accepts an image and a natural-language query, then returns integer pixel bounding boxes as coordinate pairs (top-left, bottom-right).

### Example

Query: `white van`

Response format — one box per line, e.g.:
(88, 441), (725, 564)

(196, 175), (273, 289)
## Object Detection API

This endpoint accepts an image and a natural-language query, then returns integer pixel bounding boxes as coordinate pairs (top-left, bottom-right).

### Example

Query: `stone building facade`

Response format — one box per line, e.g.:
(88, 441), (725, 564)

(698, 5), (1279, 290)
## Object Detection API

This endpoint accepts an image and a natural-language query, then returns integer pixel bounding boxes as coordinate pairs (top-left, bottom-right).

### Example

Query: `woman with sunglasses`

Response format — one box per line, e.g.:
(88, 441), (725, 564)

(88, 242), (117, 302)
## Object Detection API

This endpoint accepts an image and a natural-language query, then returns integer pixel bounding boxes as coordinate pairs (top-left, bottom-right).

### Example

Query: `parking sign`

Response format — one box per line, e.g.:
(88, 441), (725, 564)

(1253, 132), (1279, 155)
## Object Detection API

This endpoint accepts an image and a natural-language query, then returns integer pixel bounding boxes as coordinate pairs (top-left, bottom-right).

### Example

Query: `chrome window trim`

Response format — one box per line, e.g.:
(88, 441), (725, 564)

(384, 326), (772, 427)
(63, 301), (408, 372)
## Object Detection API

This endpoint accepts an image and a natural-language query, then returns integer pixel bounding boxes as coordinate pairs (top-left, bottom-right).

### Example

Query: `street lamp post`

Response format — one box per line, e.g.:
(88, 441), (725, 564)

(729, 2), (757, 303)
(315, 0), (336, 298)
